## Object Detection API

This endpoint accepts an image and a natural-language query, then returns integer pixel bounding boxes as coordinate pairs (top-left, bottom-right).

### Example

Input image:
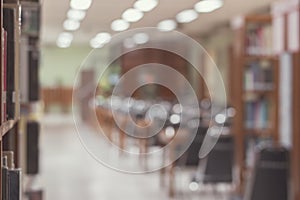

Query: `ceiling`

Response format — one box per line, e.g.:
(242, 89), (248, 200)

(41, 0), (275, 46)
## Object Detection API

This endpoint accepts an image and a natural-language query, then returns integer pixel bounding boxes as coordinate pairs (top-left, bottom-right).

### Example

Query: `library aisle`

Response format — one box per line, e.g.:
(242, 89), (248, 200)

(39, 113), (231, 200)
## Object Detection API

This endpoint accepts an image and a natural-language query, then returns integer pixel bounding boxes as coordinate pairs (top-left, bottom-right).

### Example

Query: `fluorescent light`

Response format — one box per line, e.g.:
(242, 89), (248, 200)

(172, 104), (182, 114)
(111, 19), (130, 31)
(122, 8), (144, 22)
(67, 9), (86, 21)
(57, 32), (73, 48)
(165, 126), (175, 138)
(63, 19), (80, 31)
(90, 38), (104, 48)
(134, 0), (158, 12)
(215, 113), (226, 124)
(194, 0), (223, 13)
(157, 19), (177, 31)
(95, 32), (111, 44)
(189, 182), (199, 191)
(70, 0), (92, 10)
(123, 38), (136, 48)
(170, 114), (180, 124)
(176, 9), (198, 23)
(133, 33), (149, 44)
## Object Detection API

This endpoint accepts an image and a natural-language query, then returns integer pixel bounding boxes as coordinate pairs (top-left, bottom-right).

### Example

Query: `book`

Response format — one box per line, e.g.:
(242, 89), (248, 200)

(4, 1), (21, 120)
(28, 37), (40, 101)
(245, 98), (270, 130)
(3, 7), (16, 120)
(21, 2), (40, 36)
(2, 156), (9, 200)
(2, 29), (8, 123)
(26, 121), (39, 174)
(7, 169), (21, 200)
(246, 24), (273, 56)
(19, 36), (40, 102)
(244, 60), (274, 91)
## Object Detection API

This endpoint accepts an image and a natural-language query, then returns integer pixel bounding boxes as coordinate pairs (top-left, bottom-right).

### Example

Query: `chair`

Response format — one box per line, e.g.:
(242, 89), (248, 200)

(244, 146), (289, 200)
(202, 135), (234, 184)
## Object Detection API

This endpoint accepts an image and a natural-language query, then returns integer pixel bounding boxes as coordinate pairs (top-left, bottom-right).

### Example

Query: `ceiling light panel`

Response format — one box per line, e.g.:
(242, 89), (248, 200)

(95, 32), (111, 44)
(194, 0), (223, 13)
(176, 9), (198, 23)
(122, 8), (144, 22)
(67, 9), (86, 21)
(123, 38), (136, 48)
(157, 19), (177, 31)
(90, 38), (104, 48)
(133, 33), (149, 44)
(57, 32), (73, 48)
(70, 0), (92, 10)
(63, 19), (80, 31)
(134, 0), (158, 12)
(111, 19), (130, 31)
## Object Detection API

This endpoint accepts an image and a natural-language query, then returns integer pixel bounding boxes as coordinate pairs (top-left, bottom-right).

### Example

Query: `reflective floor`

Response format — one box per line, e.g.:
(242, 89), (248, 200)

(39, 113), (232, 200)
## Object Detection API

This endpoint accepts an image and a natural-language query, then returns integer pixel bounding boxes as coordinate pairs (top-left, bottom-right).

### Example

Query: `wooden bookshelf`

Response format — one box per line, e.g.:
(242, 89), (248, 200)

(1, 0), (22, 197)
(292, 51), (300, 200)
(0, 119), (17, 137)
(231, 14), (279, 192)
(0, 0), (38, 199)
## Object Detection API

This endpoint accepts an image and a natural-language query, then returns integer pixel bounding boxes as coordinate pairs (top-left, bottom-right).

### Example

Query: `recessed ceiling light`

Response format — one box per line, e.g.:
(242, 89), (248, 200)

(122, 8), (144, 22)
(123, 38), (136, 48)
(70, 0), (92, 10)
(63, 19), (80, 31)
(133, 33), (149, 44)
(194, 0), (223, 13)
(157, 19), (177, 31)
(90, 38), (104, 48)
(170, 114), (181, 124)
(57, 32), (73, 48)
(95, 32), (111, 44)
(67, 9), (86, 21)
(134, 0), (158, 12)
(176, 9), (198, 23)
(111, 19), (130, 31)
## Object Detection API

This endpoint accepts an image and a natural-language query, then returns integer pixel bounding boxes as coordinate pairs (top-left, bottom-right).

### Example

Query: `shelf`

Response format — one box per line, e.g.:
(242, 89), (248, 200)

(245, 15), (272, 23)
(245, 128), (273, 136)
(244, 55), (277, 62)
(0, 119), (17, 137)
(243, 89), (274, 95)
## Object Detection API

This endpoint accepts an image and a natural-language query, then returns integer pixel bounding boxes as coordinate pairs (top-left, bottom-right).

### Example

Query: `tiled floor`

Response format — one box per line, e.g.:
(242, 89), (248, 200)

(38, 113), (232, 200)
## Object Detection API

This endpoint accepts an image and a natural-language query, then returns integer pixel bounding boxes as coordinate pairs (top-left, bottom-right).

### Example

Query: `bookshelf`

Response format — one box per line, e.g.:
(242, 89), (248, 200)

(293, 51), (300, 200)
(0, 0), (41, 199)
(231, 14), (279, 191)
(0, 0), (22, 199)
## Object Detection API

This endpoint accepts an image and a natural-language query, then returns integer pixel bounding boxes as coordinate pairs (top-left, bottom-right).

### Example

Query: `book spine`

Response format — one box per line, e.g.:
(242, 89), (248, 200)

(3, 30), (8, 122)
(246, 24), (273, 56)
(2, 156), (9, 200)
(7, 169), (21, 200)
(3, 7), (16, 120)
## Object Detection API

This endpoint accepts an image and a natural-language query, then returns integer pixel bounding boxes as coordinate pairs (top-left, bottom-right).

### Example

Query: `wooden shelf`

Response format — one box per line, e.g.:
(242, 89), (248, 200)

(244, 55), (277, 62)
(245, 128), (273, 136)
(243, 89), (274, 94)
(0, 119), (17, 137)
(231, 14), (279, 193)
(245, 15), (272, 23)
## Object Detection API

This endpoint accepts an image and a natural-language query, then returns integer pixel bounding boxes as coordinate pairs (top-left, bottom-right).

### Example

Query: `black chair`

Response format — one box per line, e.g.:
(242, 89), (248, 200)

(202, 135), (234, 184)
(181, 125), (208, 166)
(244, 146), (289, 200)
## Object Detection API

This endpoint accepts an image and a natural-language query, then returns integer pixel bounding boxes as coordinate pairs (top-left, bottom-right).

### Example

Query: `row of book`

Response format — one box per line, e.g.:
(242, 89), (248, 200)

(244, 60), (274, 91)
(244, 98), (271, 129)
(246, 24), (273, 56)
(2, 3), (20, 123)
(2, 151), (21, 200)
(1, 0), (40, 123)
